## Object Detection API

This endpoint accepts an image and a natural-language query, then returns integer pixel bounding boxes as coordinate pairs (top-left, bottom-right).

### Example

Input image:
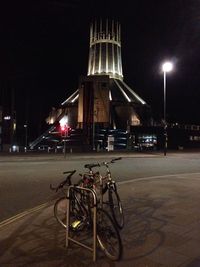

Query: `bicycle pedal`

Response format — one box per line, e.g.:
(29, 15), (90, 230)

(71, 220), (84, 231)
(71, 219), (81, 228)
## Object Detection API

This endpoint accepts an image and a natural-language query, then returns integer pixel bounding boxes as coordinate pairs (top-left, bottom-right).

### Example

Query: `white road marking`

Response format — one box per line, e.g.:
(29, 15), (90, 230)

(118, 172), (200, 185)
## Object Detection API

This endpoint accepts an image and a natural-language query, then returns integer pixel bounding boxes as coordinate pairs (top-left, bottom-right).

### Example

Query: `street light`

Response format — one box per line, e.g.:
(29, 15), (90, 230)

(59, 115), (68, 157)
(24, 124), (28, 152)
(162, 61), (173, 156)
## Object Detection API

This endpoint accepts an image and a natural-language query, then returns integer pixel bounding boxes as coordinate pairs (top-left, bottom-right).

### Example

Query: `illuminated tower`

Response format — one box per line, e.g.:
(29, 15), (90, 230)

(87, 20), (123, 80)
(76, 19), (150, 130)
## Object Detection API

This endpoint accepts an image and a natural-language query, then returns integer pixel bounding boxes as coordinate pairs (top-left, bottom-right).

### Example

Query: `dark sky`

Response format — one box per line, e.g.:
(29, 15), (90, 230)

(1, 0), (200, 135)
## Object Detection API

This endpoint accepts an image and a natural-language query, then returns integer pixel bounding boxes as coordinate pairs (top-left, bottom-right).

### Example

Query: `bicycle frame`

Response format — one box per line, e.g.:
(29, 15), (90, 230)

(82, 158), (121, 207)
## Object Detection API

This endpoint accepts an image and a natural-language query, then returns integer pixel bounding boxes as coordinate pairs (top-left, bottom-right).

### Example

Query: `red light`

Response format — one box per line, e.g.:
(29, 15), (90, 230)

(59, 124), (71, 137)
(61, 126), (66, 132)
(60, 125), (67, 137)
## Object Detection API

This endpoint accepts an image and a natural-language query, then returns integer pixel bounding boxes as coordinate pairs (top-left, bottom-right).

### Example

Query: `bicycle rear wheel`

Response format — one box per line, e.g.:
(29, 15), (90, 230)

(109, 189), (124, 229)
(97, 208), (122, 261)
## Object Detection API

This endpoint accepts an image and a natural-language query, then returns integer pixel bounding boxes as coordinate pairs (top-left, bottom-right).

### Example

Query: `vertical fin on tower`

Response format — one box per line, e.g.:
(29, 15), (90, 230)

(87, 19), (123, 80)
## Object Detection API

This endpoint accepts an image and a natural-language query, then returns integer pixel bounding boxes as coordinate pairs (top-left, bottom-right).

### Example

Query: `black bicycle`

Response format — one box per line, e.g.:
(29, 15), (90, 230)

(50, 170), (78, 228)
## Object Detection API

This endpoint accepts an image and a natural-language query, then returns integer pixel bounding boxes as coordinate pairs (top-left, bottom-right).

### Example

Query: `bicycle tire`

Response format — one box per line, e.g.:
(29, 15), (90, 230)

(54, 197), (68, 228)
(108, 189), (124, 229)
(54, 194), (83, 229)
(97, 208), (122, 261)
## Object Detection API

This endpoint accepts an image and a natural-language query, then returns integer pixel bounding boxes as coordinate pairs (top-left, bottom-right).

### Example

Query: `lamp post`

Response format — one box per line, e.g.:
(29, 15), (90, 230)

(24, 124), (28, 152)
(162, 61), (173, 156)
(59, 115), (68, 158)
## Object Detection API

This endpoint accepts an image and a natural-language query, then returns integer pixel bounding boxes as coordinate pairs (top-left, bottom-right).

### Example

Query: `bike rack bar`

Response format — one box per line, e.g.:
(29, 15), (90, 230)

(66, 185), (97, 262)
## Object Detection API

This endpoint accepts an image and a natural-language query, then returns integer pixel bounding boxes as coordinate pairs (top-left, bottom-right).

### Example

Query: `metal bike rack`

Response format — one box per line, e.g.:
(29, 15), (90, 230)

(65, 185), (97, 262)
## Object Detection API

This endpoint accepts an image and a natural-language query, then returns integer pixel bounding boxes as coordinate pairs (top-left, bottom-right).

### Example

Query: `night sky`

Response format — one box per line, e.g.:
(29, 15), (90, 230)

(1, 0), (200, 139)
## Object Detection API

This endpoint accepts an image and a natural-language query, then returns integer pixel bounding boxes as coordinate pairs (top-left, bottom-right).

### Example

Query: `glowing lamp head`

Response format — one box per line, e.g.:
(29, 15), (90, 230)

(59, 115), (69, 137)
(162, 62), (173, 73)
(59, 115), (68, 127)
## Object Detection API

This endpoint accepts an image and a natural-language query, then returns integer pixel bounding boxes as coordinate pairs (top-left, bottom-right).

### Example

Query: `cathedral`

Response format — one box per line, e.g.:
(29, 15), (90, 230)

(40, 20), (152, 151)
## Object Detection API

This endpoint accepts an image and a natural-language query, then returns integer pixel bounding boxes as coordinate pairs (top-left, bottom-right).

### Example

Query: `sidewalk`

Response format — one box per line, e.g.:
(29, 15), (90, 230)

(1, 173), (200, 266)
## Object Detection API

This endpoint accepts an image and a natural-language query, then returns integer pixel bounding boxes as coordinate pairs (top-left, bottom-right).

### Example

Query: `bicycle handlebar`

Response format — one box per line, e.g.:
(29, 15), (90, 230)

(84, 163), (100, 170)
(101, 157), (122, 166)
(84, 158), (122, 171)
(111, 157), (122, 163)
(50, 170), (76, 192)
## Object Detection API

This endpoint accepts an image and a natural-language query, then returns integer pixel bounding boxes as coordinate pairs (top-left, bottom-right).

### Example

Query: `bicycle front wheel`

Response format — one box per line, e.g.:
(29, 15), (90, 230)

(109, 189), (124, 229)
(97, 208), (122, 261)
(54, 197), (68, 228)
(54, 196), (80, 229)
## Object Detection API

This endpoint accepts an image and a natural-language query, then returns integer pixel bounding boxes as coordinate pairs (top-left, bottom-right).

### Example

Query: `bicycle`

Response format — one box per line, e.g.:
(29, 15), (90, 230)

(83, 157), (124, 229)
(50, 170), (122, 261)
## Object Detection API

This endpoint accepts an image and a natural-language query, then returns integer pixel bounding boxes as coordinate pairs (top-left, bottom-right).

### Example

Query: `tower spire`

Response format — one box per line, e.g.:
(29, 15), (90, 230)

(87, 19), (123, 80)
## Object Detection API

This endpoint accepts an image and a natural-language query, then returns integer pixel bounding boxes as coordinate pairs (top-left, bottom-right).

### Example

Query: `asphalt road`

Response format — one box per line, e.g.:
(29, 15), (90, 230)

(1, 151), (200, 223)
